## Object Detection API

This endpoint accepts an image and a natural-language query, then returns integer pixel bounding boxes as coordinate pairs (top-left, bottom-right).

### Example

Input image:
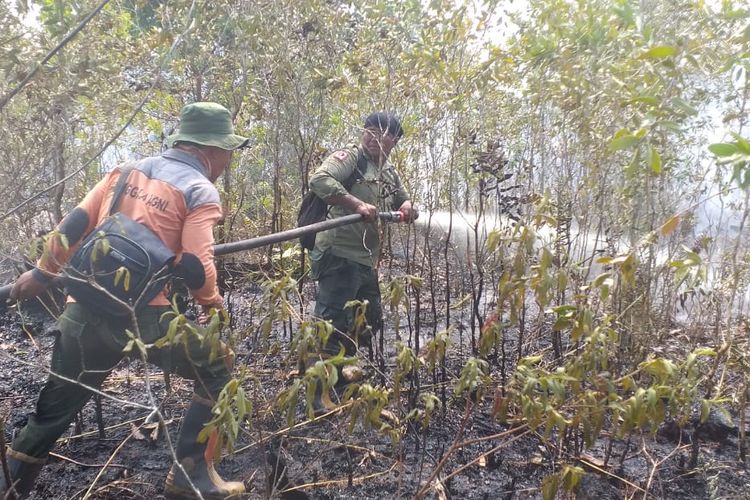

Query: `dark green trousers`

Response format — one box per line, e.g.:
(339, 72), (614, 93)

(11, 303), (232, 460)
(311, 251), (383, 355)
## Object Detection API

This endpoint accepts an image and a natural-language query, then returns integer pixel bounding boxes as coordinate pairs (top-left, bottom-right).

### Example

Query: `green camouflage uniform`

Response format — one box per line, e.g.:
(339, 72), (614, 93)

(309, 144), (408, 352)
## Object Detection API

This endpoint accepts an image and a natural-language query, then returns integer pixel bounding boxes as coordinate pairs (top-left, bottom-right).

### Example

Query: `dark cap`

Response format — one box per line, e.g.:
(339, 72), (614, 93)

(364, 112), (404, 138)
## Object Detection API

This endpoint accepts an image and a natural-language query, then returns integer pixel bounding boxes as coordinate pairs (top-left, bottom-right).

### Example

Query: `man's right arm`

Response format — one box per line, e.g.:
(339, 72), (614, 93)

(309, 150), (377, 222)
(324, 193), (378, 222)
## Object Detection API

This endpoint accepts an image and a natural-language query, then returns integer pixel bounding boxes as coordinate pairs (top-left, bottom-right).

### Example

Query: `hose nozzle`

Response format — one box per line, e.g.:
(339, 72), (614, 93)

(378, 211), (404, 223)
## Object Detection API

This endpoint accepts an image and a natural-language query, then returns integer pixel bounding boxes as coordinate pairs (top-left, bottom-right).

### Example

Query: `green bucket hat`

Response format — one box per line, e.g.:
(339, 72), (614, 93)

(167, 102), (248, 150)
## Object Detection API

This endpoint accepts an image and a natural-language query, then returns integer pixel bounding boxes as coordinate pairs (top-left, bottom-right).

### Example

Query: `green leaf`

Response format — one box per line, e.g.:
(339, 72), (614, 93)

(641, 46), (678, 59)
(562, 465), (584, 492)
(692, 348), (717, 357)
(519, 355), (543, 366)
(639, 358), (676, 382)
(608, 134), (638, 152)
(671, 97), (698, 116)
(674, 265), (690, 284)
(649, 146), (662, 174)
(657, 120), (683, 132)
(708, 143), (739, 157)
(487, 229), (502, 252)
(592, 272), (612, 288)
(542, 473), (560, 500)
(134, 337), (146, 355)
(700, 399), (710, 423)
(553, 317), (573, 331)
(730, 132), (750, 153)
(628, 95), (659, 106)
(610, 255), (630, 265)
(344, 299), (363, 310)
(101, 237), (110, 256)
(114, 267), (126, 288)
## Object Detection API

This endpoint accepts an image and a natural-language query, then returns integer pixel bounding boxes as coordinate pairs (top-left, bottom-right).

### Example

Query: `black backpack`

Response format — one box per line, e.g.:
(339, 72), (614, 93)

(297, 148), (366, 250)
(63, 163), (176, 317)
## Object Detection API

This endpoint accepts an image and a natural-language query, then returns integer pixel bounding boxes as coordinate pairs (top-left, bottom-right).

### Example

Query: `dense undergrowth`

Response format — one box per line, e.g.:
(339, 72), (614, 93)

(3, 0), (750, 497)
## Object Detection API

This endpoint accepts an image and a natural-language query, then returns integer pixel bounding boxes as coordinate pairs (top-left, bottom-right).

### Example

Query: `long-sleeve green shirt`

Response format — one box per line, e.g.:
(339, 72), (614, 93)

(309, 144), (409, 268)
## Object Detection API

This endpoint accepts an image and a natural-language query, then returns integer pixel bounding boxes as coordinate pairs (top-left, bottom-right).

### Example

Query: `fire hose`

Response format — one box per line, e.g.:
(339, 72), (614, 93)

(0, 211), (409, 303)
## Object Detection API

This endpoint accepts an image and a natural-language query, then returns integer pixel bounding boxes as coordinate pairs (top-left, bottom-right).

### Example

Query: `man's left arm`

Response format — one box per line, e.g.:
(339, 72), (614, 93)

(179, 203), (224, 311)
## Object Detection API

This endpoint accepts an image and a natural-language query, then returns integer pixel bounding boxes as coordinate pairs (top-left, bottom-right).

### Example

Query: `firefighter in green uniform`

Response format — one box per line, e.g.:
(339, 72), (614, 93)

(308, 112), (417, 413)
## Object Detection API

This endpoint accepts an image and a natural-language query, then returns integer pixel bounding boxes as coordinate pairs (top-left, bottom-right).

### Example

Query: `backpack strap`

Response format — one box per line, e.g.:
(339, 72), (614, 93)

(109, 163), (137, 216)
(342, 148), (366, 191)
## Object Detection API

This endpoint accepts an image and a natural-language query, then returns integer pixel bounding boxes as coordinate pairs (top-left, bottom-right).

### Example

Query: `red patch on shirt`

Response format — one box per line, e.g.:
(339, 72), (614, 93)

(333, 150), (349, 161)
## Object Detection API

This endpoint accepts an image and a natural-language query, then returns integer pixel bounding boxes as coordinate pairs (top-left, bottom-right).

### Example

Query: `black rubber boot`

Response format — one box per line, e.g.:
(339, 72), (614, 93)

(0, 448), (46, 500)
(164, 395), (245, 499)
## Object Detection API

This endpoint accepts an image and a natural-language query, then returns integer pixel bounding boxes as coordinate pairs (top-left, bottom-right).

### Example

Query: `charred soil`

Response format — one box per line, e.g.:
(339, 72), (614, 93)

(1, 278), (749, 499)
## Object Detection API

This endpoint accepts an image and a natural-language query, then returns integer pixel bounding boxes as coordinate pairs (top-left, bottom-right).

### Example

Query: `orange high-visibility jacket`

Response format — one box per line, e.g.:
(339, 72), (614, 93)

(38, 148), (223, 307)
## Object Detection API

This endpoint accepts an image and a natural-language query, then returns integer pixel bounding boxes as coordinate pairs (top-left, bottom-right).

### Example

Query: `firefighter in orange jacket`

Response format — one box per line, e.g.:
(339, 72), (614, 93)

(2, 102), (247, 499)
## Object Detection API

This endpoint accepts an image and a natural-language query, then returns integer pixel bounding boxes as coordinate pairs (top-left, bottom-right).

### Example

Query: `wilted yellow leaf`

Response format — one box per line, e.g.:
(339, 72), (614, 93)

(661, 215), (680, 236)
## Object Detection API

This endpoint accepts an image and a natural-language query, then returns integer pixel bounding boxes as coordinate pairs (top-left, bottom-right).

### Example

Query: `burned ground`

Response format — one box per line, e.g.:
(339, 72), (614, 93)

(1, 258), (749, 499)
